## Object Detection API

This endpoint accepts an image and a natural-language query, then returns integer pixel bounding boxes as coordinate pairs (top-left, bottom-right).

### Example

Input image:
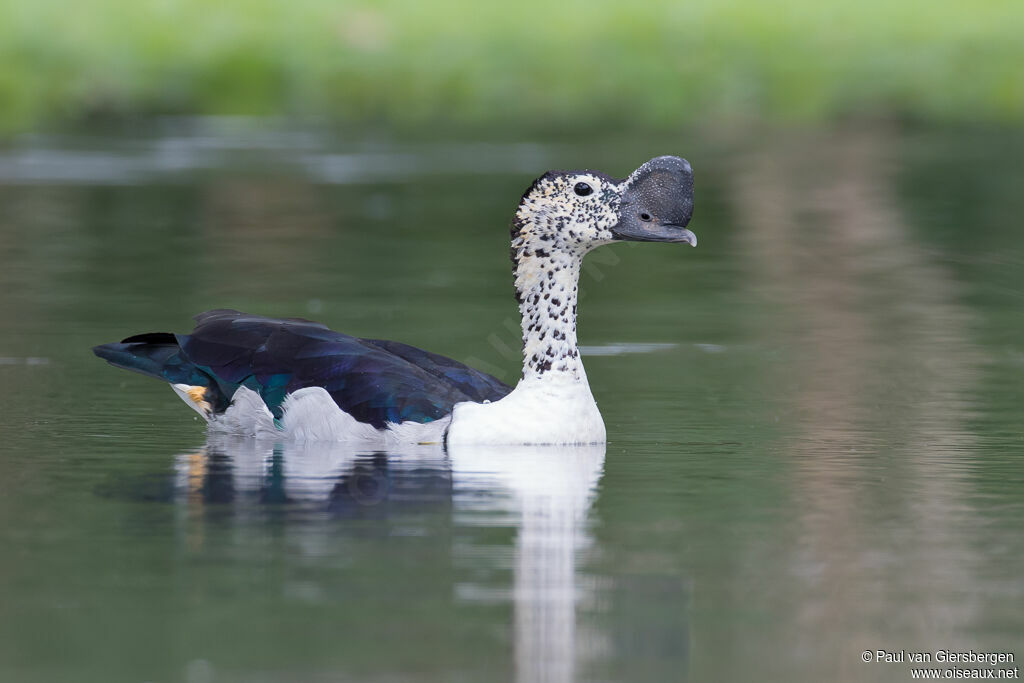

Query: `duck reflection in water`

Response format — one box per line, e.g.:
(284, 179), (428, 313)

(176, 435), (455, 516)
(173, 434), (607, 683)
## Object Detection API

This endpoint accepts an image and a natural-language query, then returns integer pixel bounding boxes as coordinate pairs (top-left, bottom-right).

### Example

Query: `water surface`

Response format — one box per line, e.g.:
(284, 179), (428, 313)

(1, 123), (1022, 682)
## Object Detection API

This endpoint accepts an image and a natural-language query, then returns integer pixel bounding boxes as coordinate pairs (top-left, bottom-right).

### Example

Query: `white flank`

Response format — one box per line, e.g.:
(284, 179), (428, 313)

(193, 385), (450, 445)
(206, 386), (277, 438)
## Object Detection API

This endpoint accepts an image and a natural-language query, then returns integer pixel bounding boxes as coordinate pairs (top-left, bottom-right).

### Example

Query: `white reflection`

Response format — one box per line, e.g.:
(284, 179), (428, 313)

(173, 433), (449, 504)
(172, 436), (605, 683)
(449, 443), (606, 683)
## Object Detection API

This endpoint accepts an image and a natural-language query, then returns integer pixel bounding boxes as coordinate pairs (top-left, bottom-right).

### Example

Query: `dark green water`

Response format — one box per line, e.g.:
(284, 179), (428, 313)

(1, 123), (1022, 682)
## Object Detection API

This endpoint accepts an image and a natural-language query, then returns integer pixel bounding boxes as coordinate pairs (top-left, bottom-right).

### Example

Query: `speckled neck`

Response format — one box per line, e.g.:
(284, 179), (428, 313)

(511, 225), (589, 382)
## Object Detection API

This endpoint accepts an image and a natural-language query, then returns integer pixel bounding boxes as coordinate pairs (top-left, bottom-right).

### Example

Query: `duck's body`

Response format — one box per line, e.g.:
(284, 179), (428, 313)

(95, 309), (509, 443)
(95, 156), (695, 445)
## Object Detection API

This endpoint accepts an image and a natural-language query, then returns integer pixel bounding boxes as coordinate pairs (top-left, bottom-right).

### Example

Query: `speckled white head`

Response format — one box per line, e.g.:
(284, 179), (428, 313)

(507, 156), (696, 380)
(510, 156), (696, 264)
(510, 171), (622, 261)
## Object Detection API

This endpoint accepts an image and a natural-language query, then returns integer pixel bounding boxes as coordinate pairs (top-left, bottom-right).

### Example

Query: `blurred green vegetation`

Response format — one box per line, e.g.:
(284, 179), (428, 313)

(1, 0), (1023, 135)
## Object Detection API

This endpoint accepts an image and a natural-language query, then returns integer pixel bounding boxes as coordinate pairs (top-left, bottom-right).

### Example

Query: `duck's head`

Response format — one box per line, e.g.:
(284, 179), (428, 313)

(511, 155), (696, 260)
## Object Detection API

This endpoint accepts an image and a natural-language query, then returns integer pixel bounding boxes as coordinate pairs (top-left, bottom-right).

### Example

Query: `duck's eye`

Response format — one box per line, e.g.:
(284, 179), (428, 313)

(573, 182), (593, 197)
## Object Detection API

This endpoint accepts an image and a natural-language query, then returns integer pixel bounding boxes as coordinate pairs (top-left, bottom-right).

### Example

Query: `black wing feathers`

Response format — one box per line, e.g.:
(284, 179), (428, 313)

(97, 309), (511, 429)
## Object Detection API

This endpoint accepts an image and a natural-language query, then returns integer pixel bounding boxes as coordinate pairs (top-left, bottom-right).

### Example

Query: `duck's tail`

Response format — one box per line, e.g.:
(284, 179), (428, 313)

(92, 333), (222, 421)
(93, 332), (185, 379)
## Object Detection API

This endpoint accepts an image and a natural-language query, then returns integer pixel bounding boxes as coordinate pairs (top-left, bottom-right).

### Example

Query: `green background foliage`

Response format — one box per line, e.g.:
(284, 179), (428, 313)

(2, 0), (1022, 135)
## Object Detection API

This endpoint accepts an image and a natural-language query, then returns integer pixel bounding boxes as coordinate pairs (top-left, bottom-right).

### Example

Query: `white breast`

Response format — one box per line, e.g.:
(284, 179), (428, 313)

(446, 377), (606, 446)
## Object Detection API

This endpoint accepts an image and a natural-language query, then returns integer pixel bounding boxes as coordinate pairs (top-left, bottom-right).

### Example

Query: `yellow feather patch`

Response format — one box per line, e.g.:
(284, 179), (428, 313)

(172, 383), (213, 421)
(186, 386), (208, 407)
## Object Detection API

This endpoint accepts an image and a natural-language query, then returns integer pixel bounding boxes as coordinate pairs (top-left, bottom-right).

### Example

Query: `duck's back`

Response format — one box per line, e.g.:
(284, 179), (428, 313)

(94, 309), (511, 432)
